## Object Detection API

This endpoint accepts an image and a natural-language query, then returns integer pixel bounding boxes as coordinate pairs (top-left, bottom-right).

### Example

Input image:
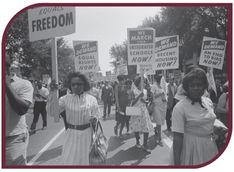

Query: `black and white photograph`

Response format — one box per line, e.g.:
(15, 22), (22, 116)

(1, 3), (232, 168)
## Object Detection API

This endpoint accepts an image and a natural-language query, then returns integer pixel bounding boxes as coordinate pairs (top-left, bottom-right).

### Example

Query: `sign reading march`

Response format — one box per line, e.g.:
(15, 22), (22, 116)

(73, 41), (99, 73)
(128, 28), (155, 65)
(199, 36), (227, 70)
(28, 7), (76, 41)
(154, 35), (179, 70)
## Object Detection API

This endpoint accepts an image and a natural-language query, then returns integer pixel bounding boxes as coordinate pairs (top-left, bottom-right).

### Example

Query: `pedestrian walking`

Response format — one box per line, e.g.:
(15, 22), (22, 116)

(114, 75), (126, 136)
(129, 77), (154, 153)
(5, 56), (34, 165)
(30, 80), (49, 132)
(172, 68), (218, 165)
(50, 72), (100, 165)
(151, 74), (167, 146)
(118, 79), (133, 137)
(166, 78), (177, 132)
(101, 81), (113, 120)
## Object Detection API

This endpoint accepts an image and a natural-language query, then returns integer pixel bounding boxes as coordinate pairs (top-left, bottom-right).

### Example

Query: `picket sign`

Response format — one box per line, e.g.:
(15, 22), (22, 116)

(28, 7), (76, 122)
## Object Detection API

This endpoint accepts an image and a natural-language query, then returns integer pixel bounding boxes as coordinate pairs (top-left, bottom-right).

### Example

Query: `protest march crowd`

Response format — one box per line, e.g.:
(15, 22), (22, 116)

(4, 6), (230, 167)
(5, 58), (229, 166)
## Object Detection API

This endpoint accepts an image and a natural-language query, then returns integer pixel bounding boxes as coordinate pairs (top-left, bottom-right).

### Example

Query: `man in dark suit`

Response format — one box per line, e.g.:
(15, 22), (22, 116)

(166, 78), (177, 131)
(101, 81), (113, 120)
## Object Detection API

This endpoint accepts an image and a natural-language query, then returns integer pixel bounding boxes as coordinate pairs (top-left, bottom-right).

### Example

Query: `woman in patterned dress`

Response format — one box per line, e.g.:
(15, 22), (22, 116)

(129, 77), (154, 153)
(172, 68), (218, 165)
(56, 72), (101, 165)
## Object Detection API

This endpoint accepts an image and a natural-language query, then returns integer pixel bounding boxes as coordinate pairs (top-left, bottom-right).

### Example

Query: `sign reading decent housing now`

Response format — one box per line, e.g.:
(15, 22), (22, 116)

(199, 36), (227, 70)
(154, 35), (179, 70)
(28, 7), (76, 41)
(127, 28), (155, 65)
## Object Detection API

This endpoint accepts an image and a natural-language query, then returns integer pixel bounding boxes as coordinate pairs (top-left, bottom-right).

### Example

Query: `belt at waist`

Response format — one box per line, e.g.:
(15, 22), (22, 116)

(67, 123), (90, 130)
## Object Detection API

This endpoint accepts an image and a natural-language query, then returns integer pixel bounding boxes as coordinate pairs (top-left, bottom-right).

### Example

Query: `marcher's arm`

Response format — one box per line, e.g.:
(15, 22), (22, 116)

(132, 92), (143, 106)
(114, 86), (120, 111)
(173, 132), (184, 165)
(6, 82), (31, 116)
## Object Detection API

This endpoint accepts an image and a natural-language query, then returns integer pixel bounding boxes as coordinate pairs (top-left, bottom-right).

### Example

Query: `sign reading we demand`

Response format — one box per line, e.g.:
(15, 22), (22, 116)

(154, 35), (179, 70)
(127, 28), (155, 65)
(199, 36), (227, 70)
(73, 41), (99, 73)
(28, 7), (76, 41)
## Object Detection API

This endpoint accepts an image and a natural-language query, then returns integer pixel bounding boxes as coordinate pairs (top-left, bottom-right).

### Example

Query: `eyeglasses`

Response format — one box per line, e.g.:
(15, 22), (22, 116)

(71, 82), (84, 87)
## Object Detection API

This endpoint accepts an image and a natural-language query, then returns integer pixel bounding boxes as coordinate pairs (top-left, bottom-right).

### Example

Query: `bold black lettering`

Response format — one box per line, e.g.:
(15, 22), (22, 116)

(59, 14), (65, 26)
(36, 20), (42, 31)
(42, 18), (47, 30)
(47, 17), (51, 29)
(66, 12), (73, 25)
(32, 20), (36, 32)
(52, 16), (57, 28)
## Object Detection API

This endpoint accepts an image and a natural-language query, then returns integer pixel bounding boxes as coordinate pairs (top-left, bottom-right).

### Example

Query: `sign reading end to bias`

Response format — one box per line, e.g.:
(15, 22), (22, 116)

(73, 41), (99, 73)
(128, 28), (155, 65)
(28, 7), (76, 41)
(199, 36), (226, 70)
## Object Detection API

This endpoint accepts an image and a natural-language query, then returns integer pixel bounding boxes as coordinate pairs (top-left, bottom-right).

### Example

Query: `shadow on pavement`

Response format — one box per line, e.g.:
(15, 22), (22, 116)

(106, 145), (150, 165)
(27, 145), (63, 164)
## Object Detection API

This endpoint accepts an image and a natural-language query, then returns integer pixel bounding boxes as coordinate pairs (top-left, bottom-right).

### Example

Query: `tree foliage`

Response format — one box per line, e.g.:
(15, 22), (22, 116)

(110, 6), (229, 75)
(5, 10), (75, 81)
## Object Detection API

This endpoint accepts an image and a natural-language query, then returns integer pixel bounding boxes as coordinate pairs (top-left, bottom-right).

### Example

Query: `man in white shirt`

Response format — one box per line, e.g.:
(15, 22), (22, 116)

(6, 57), (34, 165)
(30, 80), (49, 132)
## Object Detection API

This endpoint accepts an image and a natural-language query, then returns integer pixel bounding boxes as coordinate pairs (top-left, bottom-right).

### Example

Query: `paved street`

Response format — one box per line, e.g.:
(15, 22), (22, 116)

(25, 105), (173, 166)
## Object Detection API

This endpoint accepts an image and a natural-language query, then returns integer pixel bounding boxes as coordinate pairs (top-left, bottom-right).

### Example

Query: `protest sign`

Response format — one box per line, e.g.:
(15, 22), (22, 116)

(117, 64), (128, 75)
(73, 41), (99, 73)
(128, 28), (155, 65)
(137, 64), (154, 75)
(154, 35), (179, 70)
(199, 36), (227, 70)
(28, 7), (76, 42)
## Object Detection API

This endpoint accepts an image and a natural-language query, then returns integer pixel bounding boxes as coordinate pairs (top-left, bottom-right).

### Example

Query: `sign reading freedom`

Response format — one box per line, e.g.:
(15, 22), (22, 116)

(28, 7), (76, 41)
(199, 36), (226, 70)
(73, 41), (99, 73)
(128, 28), (155, 65)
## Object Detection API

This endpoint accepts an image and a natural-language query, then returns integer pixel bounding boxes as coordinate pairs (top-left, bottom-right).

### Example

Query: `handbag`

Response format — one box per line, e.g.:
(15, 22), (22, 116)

(126, 106), (141, 116)
(89, 120), (108, 165)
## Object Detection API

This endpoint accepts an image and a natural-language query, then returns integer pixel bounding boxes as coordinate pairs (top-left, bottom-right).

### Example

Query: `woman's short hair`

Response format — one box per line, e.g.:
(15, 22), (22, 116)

(182, 68), (208, 92)
(117, 75), (125, 82)
(66, 72), (91, 92)
(154, 74), (162, 83)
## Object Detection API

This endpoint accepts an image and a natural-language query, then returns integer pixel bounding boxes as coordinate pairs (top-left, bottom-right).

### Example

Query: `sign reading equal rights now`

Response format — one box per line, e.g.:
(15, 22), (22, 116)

(73, 41), (99, 73)
(154, 35), (179, 70)
(28, 7), (76, 42)
(199, 36), (227, 70)
(127, 28), (155, 65)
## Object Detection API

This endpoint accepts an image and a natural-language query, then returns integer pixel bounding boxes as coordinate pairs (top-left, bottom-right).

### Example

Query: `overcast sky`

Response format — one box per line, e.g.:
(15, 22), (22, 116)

(63, 7), (161, 75)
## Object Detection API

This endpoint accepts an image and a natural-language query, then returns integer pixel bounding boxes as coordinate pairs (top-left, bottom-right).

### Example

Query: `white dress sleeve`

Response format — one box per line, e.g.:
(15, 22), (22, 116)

(172, 102), (185, 133)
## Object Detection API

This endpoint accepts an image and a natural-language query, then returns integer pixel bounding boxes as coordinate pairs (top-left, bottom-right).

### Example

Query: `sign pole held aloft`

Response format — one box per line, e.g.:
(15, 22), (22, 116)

(51, 37), (60, 122)
(140, 65), (144, 92)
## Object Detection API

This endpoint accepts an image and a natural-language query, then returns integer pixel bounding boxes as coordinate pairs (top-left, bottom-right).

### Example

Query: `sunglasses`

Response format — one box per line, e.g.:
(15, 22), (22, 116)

(71, 82), (84, 87)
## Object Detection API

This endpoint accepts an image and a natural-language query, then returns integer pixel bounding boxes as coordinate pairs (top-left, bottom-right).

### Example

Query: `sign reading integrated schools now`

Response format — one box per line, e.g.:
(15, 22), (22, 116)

(199, 36), (227, 70)
(154, 35), (179, 70)
(73, 41), (99, 73)
(128, 28), (155, 65)
(28, 7), (76, 41)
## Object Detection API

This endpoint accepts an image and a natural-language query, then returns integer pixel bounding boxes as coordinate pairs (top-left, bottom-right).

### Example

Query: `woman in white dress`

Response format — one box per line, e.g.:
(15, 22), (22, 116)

(172, 68), (218, 165)
(55, 72), (100, 165)
(129, 77), (154, 153)
(151, 75), (167, 146)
